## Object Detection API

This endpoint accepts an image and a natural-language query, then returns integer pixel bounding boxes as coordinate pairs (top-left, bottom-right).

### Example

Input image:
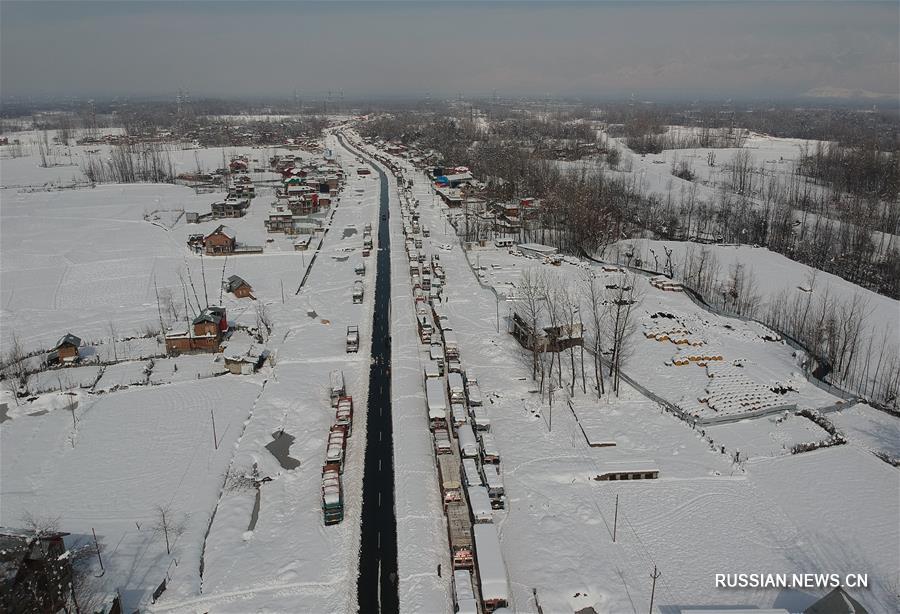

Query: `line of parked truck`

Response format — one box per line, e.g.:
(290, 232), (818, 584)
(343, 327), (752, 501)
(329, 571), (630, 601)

(322, 369), (355, 525)
(390, 159), (510, 614)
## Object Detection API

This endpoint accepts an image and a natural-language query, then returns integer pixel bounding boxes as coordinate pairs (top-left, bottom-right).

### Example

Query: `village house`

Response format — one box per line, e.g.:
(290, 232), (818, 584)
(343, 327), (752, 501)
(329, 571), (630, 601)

(0, 527), (72, 613)
(210, 196), (250, 218)
(49, 333), (81, 364)
(228, 157), (248, 173)
(205, 225), (236, 255)
(222, 334), (269, 374)
(165, 306), (227, 354)
(509, 299), (583, 353)
(224, 275), (253, 299)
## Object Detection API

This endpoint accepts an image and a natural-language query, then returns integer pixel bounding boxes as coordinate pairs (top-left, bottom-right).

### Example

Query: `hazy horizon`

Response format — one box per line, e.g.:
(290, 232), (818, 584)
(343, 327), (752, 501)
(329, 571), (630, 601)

(2, 1), (898, 102)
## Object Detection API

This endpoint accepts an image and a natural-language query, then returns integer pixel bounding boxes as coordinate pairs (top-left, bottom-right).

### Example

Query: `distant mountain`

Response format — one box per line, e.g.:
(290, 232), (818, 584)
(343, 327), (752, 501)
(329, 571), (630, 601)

(802, 86), (896, 101)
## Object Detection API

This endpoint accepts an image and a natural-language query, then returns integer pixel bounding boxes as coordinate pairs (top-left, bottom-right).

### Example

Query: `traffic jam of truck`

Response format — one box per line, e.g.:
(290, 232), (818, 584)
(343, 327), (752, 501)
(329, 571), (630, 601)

(374, 150), (510, 614)
(322, 369), (355, 525)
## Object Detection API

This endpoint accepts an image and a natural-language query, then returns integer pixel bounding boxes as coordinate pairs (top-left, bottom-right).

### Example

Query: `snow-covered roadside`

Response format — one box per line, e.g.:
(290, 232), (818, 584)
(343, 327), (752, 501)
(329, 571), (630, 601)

(370, 144), (899, 613)
(150, 133), (379, 612)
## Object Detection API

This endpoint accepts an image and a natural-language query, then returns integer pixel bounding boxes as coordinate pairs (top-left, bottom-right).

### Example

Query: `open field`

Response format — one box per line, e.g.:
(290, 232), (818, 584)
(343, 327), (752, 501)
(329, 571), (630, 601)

(0, 377), (262, 609)
(1, 131), (382, 611)
(373, 138), (900, 614)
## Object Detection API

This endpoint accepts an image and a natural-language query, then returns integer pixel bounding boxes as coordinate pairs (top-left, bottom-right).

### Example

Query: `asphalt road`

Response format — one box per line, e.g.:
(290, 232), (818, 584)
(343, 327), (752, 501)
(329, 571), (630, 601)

(338, 132), (399, 614)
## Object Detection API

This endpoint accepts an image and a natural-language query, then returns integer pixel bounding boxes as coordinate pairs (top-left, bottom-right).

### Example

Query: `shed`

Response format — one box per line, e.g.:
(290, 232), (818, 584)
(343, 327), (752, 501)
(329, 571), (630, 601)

(224, 275), (254, 299)
(53, 333), (81, 362)
(516, 243), (557, 259)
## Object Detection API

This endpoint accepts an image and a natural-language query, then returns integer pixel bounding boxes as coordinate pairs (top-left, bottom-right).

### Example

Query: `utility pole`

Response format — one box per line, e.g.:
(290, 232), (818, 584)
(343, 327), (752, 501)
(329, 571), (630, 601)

(92, 527), (105, 575)
(211, 408), (218, 450)
(649, 565), (661, 614)
(613, 494), (619, 542)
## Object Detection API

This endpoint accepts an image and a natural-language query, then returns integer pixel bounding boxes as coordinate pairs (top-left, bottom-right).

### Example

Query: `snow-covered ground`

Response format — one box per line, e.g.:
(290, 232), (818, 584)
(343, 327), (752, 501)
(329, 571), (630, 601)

(0, 145), (313, 355)
(371, 141), (900, 614)
(1, 377), (263, 610)
(607, 238), (900, 406)
(468, 243), (840, 423)
(561, 129), (829, 207)
(1, 131), (382, 611)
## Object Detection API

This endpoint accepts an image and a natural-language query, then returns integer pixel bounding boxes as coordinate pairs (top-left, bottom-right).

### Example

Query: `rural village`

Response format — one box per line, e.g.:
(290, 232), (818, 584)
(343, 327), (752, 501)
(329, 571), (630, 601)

(1, 3), (898, 613)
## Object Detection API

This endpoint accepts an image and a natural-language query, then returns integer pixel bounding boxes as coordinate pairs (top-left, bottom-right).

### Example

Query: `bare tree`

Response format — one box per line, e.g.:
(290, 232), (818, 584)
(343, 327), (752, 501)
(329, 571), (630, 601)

(581, 271), (607, 399)
(107, 320), (118, 362)
(255, 303), (273, 341)
(559, 280), (581, 395)
(606, 272), (641, 395)
(2, 333), (30, 405)
(517, 267), (547, 382)
(153, 505), (188, 556)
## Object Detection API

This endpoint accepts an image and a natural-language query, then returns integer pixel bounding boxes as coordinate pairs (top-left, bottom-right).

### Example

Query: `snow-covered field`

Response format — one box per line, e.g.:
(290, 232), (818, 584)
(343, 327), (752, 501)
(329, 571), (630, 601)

(1, 131), (382, 611)
(469, 243), (840, 423)
(618, 238), (899, 355)
(3, 120), (897, 613)
(561, 129), (829, 207)
(1, 140), (316, 355)
(1, 377), (263, 609)
(374, 141), (900, 614)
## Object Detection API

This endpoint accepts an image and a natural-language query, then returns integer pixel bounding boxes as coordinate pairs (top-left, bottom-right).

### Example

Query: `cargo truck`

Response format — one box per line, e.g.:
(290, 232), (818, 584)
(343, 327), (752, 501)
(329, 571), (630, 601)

(346, 325), (359, 352)
(329, 370), (345, 407)
(322, 463), (344, 525)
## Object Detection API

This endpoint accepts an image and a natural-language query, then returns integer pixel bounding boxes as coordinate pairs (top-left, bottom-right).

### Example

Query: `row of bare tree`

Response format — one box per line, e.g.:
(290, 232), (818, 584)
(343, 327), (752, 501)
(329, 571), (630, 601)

(646, 244), (898, 410)
(516, 267), (641, 404)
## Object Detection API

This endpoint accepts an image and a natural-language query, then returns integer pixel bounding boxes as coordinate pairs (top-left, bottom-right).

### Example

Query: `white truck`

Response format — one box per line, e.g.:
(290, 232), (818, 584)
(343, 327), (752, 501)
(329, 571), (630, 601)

(451, 402), (469, 428)
(447, 372), (466, 405)
(443, 331), (460, 360)
(457, 423), (479, 459)
(424, 361), (442, 380)
(471, 406), (491, 432)
(473, 524), (510, 612)
(483, 463), (505, 509)
(346, 325), (359, 353)
(352, 280), (364, 304)
(465, 376), (483, 407)
(429, 343), (445, 374)
(453, 570), (478, 614)
(462, 457), (482, 487)
(329, 370), (345, 407)
(425, 378), (448, 429)
(434, 427), (452, 455)
(467, 485), (494, 523)
(479, 432), (500, 464)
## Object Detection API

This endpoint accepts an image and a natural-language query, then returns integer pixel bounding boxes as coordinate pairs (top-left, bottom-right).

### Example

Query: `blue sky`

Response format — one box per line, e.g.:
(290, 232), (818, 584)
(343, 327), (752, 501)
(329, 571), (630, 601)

(2, 1), (897, 100)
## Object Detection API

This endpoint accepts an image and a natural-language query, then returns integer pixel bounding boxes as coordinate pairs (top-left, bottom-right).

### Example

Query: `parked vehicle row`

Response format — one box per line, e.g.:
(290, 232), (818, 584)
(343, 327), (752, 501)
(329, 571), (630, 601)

(322, 370), (354, 525)
(351, 132), (511, 613)
(386, 150), (508, 613)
